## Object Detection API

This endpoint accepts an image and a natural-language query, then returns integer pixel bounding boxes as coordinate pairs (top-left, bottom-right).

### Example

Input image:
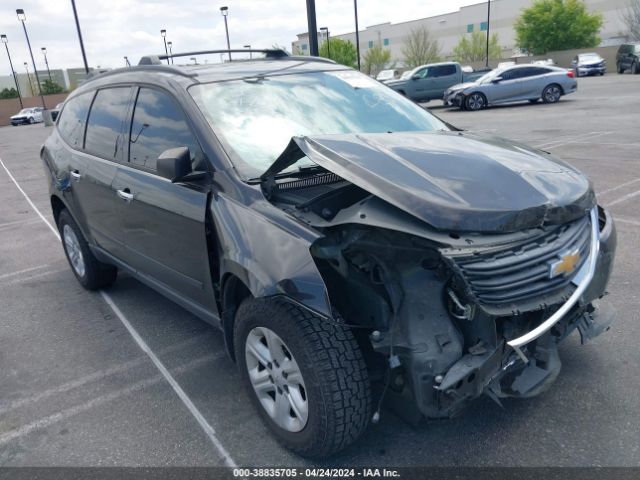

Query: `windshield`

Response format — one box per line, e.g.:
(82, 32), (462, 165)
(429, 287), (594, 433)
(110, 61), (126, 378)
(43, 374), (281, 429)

(190, 70), (448, 177)
(399, 70), (414, 79)
(18, 109), (31, 114)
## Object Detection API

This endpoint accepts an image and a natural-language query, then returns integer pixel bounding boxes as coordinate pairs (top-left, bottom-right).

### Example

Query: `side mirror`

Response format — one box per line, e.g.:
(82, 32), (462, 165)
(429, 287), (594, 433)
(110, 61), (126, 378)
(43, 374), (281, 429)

(491, 76), (503, 83)
(157, 147), (193, 182)
(411, 74), (421, 80)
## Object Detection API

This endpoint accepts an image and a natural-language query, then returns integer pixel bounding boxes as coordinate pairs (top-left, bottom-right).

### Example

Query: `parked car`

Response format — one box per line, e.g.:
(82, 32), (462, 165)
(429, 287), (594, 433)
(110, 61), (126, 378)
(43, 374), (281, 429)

(572, 52), (606, 76)
(10, 107), (44, 126)
(386, 62), (486, 102)
(532, 58), (557, 66)
(42, 50), (616, 457)
(497, 61), (516, 68)
(616, 43), (640, 74)
(50, 103), (65, 122)
(375, 69), (400, 83)
(444, 64), (577, 110)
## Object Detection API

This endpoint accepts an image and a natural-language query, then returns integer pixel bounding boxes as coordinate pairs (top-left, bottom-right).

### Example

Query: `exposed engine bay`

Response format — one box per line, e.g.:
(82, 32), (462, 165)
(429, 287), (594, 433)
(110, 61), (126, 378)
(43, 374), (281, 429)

(260, 133), (617, 421)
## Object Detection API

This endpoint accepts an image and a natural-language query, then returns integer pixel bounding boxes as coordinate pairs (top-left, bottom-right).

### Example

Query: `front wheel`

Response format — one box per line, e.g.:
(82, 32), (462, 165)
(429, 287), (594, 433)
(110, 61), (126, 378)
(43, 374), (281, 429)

(234, 298), (371, 458)
(28, 117), (35, 124)
(542, 84), (562, 103)
(464, 92), (486, 111)
(617, 63), (624, 74)
(58, 209), (117, 290)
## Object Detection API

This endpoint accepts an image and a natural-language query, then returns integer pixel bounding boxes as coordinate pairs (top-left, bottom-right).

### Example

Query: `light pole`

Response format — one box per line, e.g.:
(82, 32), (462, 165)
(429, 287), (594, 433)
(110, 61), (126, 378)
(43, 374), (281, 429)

(353, 0), (361, 71)
(305, 0), (319, 56)
(485, 0), (491, 68)
(16, 9), (46, 108)
(244, 44), (252, 59)
(24, 62), (34, 96)
(124, 56), (130, 67)
(191, 57), (198, 65)
(160, 29), (169, 65)
(220, 7), (231, 61)
(41, 47), (52, 81)
(320, 27), (330, 59)
(69, 0), (89, 73)
(1, 34), (23, 108)
(167, 41), (174, 64)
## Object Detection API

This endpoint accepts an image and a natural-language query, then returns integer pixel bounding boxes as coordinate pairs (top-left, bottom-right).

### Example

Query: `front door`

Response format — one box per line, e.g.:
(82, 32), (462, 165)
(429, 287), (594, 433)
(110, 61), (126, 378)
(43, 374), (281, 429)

(114, 86), (214, 310)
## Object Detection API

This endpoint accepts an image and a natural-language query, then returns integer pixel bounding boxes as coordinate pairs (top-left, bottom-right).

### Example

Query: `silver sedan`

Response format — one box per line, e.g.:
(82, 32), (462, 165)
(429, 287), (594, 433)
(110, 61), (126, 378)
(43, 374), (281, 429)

(444, 65), (577, 111)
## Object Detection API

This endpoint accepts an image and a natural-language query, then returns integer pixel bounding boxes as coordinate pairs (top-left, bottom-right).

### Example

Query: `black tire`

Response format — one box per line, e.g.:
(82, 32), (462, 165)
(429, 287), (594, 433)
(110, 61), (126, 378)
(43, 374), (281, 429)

(464, 92), (486, 111)
(542, 84), (562, 104)
(57, 209), (117, 290)
(28, 117), (35, 124)
(617, 63), (624, 74)
(633, 61), (639, 74)
(234, 298), (371, 458)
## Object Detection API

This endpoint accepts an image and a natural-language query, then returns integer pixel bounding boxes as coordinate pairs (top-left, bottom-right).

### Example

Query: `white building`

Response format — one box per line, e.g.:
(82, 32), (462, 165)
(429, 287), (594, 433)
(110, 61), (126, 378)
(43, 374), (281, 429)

(292, 0), (631, 65)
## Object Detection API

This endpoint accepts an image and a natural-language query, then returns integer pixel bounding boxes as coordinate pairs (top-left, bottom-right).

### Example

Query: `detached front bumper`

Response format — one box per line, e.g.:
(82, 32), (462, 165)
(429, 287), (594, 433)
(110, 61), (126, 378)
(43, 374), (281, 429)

(443, 90), (464, 107)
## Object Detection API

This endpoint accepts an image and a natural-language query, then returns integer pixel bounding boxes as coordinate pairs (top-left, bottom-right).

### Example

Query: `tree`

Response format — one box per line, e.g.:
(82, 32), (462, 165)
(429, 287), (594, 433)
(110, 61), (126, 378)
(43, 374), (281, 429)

(0, 87), (20, 99)
(452, 31), (502, 63)
(622, 0), (640, 41)
(41, 79), (64, 95)
(401, 27), (441, 68)
(515, 0), (603, 55)
(319, 38), (357, 68)
(362, 43), (392, 75)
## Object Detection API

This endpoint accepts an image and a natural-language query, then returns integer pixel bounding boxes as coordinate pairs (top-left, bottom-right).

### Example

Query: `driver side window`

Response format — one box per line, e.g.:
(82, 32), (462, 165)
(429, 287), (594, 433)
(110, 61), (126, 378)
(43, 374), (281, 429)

(129, 87), (204, 172)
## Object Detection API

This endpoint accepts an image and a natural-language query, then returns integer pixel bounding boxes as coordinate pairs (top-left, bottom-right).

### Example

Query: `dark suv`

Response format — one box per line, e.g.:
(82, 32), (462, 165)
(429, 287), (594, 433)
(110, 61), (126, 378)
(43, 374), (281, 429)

(616, 43), (640, 74)
(42, 49), (617, 458)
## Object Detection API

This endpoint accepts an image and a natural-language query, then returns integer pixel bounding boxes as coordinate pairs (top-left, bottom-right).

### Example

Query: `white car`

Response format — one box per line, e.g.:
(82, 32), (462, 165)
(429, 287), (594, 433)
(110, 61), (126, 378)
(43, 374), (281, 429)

(375, 69), (399, 83)
(10, 107), (44, 126)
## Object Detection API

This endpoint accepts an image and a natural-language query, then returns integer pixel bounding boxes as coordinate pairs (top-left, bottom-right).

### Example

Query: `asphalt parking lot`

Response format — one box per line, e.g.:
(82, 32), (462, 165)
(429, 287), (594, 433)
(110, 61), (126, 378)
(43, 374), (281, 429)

(0, 72), (639, 467)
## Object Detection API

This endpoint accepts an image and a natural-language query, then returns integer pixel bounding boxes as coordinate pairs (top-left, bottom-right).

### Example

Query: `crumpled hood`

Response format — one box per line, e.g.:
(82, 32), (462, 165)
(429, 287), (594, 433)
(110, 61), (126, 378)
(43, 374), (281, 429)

(261, 131), (595, 233)
(448, 82), (476, 91)
(10, 114), (25, 119)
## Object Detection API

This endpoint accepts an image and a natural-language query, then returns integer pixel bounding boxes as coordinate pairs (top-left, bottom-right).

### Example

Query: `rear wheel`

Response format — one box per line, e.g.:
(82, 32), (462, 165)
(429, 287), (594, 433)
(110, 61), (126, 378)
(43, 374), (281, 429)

(633, 61), (639, 74)
(28, 117), (35, 124)
(464, 92), (486, 111)
(542, 84), (562, 104)
(617, 63), (624, 74)
(58, 209), (117, 290)
(234, 298), (371, 458)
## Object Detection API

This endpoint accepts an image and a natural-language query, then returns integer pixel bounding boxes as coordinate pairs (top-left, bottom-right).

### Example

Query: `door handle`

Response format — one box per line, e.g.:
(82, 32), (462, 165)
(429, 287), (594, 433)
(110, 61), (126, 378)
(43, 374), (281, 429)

(116, 188), (134, 203)
(70, 170), (81, 181)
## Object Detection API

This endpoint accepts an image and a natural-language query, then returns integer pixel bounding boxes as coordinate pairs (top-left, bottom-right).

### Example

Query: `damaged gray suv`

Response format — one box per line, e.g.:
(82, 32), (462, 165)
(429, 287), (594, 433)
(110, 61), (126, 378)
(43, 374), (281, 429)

(42, 50), (616, 457)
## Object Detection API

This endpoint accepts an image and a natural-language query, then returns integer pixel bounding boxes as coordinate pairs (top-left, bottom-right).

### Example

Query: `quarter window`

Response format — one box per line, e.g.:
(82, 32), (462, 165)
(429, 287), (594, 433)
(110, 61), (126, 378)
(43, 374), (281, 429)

(85, 87), (134, 161)
(57, 92), (93, 149)
(129, 88), (202, 172)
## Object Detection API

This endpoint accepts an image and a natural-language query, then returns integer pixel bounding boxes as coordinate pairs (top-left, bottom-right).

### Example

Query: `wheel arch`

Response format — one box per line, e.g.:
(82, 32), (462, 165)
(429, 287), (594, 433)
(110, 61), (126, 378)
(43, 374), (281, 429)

(220, 272), (253, 361)
(50, 194), (67, 227)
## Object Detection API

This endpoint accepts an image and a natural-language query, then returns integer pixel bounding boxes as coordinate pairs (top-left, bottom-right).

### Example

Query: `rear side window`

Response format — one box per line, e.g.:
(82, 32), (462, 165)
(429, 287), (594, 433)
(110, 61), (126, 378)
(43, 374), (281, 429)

(129, 88), (202, 172)
(85, 87), (134, 161)
(431, 65), (457, 77)
(57, 93), (93, 149)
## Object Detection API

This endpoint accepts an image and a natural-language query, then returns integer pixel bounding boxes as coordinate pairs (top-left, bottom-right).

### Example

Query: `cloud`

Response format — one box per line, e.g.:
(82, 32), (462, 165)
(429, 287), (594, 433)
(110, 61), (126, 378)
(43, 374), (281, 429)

(0, 0), (484, 71)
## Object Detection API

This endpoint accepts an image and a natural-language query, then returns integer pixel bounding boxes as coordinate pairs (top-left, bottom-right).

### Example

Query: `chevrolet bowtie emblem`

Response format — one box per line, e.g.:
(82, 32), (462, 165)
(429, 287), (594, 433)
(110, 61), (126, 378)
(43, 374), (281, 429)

(549, 248), (581, 279)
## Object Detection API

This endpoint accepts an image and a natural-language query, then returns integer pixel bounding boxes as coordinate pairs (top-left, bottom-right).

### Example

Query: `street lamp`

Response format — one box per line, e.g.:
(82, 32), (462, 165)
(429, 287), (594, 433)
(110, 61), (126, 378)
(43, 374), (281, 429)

(244, 44), (252, 59)
(320, 27), (330, 59)
(69, 0), (89, 73)
(167, 41), (174, 64)
(353, 0), (361, 71)
(220, 6), (231, 61)
(160, 29), (169, 65)
(485, 0), (491, 68)
(0, 34), (23, 108)
(16, 9), (46, 108)
(24, 62), (34, 97)
(124, 56), (130, 67)
(41, 47), (52, 81)
(190, 57), (198, 65)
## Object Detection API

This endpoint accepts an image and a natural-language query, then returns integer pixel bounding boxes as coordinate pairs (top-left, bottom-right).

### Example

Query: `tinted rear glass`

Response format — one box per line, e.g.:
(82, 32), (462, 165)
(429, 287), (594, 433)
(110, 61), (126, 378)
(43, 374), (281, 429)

(57, 92), (93, 149)
(85, 87), (133, 161)
(432, 65), (457, 76)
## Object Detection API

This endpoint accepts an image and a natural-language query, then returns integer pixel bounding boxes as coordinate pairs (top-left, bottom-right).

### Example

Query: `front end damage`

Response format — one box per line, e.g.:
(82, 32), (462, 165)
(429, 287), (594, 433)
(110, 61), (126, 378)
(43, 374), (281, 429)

(260, 132), (617, 421)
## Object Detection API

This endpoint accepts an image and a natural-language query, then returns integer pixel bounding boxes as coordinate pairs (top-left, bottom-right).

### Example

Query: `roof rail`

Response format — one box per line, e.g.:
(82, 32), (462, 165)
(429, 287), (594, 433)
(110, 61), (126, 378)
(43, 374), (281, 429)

(138, 49), (290, 65)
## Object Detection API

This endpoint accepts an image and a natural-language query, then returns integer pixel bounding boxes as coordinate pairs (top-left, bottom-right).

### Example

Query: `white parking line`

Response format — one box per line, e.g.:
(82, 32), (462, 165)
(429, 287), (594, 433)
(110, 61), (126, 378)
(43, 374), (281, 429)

(0, 335), (209, 416)
(535, 131), (611, 149)
(615, 217), (640, 227)
(3, 268), (69, 286)
(0, 156), (237, 468)
(0, 352), (223, 446)
(607, 189), (640, 207)
(0, 217), (41, 230)
(0, 264), (50, 281)
(598, 178), (640, 196)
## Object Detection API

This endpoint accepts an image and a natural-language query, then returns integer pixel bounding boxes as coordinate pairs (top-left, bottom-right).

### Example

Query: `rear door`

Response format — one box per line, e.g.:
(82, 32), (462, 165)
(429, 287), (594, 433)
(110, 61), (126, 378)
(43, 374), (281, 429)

(518, 67), (549, 99)
(428, 64), (459, 99)
(113, 86), (214, 309)
(80, 86), (135, 260)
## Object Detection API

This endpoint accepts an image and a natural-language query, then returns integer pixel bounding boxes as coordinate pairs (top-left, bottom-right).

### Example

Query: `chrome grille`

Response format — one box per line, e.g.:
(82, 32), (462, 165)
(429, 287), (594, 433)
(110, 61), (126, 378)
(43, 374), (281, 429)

(450, 215), (592, 306)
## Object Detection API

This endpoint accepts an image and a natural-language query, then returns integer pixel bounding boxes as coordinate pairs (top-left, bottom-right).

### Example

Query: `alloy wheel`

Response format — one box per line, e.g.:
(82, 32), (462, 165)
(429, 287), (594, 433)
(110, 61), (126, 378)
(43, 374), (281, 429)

(544, 85), (561, 103)
(63, 224), (86, 278)
(467, 93), (485, 111)
(245, 326), (308, 432)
